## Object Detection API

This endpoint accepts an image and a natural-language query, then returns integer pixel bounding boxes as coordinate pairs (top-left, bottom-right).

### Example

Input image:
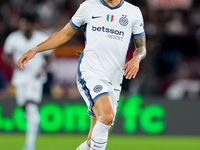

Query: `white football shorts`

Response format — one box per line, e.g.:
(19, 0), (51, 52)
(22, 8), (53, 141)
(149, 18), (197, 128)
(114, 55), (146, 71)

(77, 76), (121, 120)
(15, 80), (43, 106)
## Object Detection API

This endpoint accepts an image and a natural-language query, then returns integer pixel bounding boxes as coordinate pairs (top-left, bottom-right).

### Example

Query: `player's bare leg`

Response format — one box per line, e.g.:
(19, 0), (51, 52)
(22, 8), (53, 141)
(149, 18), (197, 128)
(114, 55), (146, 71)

(76, 117), (96, 150)
(76, 95), (113, 150)
(89, 95), (114, 150)
(22, 102), (40, 150)
(86, 116), (97, 147)
(86, 116), (111, 147)
(76, 116), (112, 149)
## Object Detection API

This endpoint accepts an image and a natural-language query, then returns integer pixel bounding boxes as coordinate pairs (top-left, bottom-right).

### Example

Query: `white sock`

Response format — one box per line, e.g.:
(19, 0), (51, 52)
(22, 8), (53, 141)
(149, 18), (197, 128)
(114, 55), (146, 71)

(25, 104), (40, 147)
(90, 121), (110, 150)
(76, 141), (90, 150)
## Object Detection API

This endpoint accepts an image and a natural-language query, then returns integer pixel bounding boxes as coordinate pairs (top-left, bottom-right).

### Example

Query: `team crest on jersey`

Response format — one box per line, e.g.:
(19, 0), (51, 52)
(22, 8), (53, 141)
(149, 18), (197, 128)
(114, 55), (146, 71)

(119, 15), (129, 26)
(107, 14), (114, 22)
(93, 85), (103, 93)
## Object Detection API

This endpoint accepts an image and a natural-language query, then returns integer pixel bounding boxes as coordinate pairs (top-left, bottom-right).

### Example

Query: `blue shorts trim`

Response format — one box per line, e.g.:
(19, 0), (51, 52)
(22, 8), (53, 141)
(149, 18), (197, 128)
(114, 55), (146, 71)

(93, 92), (109, 103)
(87, 110), (96, 118)
(79, 79), (94, 109)
(86, 92), (109, 118)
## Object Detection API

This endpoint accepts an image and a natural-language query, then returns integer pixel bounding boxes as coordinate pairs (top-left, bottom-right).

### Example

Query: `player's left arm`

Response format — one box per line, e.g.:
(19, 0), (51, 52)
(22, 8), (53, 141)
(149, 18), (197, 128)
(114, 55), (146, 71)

(123, 35), (146, 79)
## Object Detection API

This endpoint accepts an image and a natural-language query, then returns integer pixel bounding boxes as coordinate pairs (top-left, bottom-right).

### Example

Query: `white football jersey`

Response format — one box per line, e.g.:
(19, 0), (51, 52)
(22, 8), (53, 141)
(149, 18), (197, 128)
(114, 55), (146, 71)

(3, 30), (51, 86)
(70, 0), (145, 88)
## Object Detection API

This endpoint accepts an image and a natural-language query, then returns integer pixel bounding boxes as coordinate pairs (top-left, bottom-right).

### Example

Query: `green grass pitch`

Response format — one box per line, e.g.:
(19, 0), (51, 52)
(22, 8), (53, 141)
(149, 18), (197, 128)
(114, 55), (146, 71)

(1, 134), (200, 150)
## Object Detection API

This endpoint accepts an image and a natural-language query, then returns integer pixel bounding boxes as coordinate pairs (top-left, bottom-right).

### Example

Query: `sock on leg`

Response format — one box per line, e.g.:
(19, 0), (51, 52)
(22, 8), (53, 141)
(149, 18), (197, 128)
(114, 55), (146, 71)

(76, 141), (90, 150)
(90, 121), (111, 150)
(25, 104), (40, 148)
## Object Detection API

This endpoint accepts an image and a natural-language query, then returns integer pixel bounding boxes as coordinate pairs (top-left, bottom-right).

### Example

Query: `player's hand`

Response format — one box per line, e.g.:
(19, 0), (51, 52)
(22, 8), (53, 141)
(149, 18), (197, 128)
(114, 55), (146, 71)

(18, 50), (35, 70)
(123, 56), (140, 79)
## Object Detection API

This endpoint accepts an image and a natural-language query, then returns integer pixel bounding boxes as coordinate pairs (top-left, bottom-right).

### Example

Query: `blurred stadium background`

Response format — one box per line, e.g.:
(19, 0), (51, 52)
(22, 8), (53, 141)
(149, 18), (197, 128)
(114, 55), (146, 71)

(1, 0), (200, 149)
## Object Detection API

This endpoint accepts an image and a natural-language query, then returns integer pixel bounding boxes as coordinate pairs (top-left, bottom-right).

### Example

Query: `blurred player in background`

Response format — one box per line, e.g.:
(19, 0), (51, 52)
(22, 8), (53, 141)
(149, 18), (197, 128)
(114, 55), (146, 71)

(18, 0), (146, 149)
(2, 14), (52, 150)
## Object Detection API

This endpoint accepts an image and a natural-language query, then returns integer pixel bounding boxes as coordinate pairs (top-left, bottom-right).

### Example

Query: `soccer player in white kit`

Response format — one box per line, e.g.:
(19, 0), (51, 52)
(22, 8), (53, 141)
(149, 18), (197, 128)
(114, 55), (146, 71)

(2, 14), (52, 150)
(18, 0), (146, 149)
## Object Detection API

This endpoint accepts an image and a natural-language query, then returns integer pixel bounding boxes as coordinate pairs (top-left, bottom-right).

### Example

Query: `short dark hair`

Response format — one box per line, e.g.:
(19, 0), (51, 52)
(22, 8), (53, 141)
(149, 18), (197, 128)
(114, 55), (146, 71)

(20, 13), (38, 24)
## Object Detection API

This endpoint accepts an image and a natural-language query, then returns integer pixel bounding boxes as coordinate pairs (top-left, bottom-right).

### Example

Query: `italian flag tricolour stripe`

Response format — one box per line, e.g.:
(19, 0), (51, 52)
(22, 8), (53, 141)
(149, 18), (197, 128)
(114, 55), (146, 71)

(107, 14), (114, 22)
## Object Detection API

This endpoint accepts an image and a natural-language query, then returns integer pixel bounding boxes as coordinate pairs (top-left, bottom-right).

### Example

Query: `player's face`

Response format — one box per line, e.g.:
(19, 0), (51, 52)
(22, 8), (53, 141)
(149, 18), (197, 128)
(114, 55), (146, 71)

(18, 19), (33, 32)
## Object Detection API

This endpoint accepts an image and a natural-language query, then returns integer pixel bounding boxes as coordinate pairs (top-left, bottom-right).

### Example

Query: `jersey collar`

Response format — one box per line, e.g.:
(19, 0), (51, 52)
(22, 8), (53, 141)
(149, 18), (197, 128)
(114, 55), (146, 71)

(100, 0), (124, 9)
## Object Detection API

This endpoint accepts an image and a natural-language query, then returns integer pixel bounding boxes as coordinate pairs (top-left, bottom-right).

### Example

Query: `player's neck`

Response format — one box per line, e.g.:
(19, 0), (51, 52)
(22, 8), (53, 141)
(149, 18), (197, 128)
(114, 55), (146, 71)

(104, 0), (121, 7)
(23, 30), (33, 39)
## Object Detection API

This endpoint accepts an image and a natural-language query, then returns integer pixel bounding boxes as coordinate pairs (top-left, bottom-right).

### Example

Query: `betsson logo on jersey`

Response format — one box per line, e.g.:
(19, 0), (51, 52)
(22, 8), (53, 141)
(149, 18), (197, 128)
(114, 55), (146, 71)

(92, 26), (124, 41)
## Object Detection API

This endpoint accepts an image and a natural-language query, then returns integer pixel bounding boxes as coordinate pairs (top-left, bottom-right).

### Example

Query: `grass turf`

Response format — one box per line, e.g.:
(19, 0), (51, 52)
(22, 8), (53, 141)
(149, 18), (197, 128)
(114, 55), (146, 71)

(0, 134), (200, 150)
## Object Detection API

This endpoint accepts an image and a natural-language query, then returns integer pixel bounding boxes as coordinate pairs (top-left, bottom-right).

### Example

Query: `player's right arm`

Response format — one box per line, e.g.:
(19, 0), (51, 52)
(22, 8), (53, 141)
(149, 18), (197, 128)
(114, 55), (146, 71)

(2, 52), (17, 69)
(2, 34), (18, 69)
(18, 23), (77, 70)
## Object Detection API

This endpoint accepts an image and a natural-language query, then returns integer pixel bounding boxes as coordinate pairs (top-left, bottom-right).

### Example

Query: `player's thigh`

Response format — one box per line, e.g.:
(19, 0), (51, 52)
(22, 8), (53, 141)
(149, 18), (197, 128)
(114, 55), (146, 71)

(92, 95), (114, 120)
(25, 81), (43, 103)
(109, 89), (121, 124)
(77, 77), (117, 125)
(77, 77), (110, 115)
(15, 84), (26, 106)
(16, 81), (43, 106)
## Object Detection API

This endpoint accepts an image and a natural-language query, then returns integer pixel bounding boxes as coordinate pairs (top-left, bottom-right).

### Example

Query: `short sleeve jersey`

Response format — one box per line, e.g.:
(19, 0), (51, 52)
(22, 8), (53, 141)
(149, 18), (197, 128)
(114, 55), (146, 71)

(3, 30), (51, 86)
(70, 0), (145, 88)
